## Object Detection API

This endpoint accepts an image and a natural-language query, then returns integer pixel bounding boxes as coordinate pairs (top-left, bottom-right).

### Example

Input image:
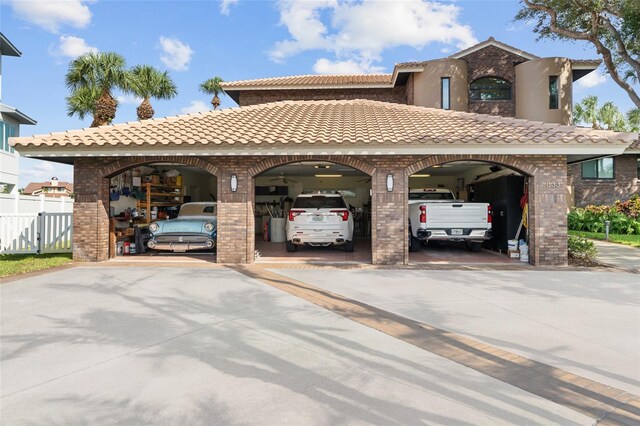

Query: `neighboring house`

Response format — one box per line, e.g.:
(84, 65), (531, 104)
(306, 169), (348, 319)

(0, 33), (36, 194)
(10, 37), (638, 266)
(23, 177), (73, 198)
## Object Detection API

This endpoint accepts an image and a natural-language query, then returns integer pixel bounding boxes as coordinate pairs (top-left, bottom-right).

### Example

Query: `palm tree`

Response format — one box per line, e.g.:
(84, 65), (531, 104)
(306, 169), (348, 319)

(598, 102), (626, 131)
(573, 95), (601, 129)
(65, 52), (130, 126)
(129, 65), (178, 120)
(200, 76), (225, 110)
(66, 86), (102, 127)
(627, 108), (640, 132)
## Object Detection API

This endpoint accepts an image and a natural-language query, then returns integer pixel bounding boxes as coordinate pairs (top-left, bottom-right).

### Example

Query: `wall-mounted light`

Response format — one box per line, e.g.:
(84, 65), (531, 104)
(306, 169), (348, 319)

(386, 174), (394, 192)
(230, 174), (238, 192)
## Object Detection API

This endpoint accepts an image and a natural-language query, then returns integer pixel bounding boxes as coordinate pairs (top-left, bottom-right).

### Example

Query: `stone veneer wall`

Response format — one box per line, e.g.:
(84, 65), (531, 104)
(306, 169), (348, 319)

(73, 153), (567, 266)
(237, 87), (407, 106)
(460, 45), (530, 118)
(568, 154), (640, 207)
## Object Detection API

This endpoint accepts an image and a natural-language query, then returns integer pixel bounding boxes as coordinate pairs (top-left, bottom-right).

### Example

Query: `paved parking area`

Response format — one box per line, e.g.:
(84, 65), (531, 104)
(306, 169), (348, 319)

(0, 266), (607, 425)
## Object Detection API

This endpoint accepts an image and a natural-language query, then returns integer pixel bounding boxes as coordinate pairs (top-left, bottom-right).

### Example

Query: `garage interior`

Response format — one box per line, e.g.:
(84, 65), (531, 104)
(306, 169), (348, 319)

(409, 161), (529, 264)
(108, 163), (217, 260)
(254, 161), (372, 263)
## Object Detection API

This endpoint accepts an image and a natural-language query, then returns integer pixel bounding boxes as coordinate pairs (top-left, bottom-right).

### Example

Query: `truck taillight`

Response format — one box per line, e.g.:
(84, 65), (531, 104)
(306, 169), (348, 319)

(487, 205), (493, 224)
(419, 205), (426, 223)
(330, 210), (349, 221)
(288, 210), (303, 221)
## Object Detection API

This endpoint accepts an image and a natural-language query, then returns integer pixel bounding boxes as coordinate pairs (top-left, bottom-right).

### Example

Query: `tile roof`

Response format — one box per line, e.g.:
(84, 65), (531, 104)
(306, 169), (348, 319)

(23, 181), (73, 194)
(10, 100), (637, 153)
(221, 74), (392, 90)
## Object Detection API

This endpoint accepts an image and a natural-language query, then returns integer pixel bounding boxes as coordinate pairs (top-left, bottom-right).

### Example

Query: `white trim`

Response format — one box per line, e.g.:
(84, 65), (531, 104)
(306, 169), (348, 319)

(18, 144), (631, 158)
(571, 62), (600, 70)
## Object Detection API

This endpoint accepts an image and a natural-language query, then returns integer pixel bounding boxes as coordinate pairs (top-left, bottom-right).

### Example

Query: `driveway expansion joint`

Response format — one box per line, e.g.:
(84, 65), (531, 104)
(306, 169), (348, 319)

(230, 265), (640, 425)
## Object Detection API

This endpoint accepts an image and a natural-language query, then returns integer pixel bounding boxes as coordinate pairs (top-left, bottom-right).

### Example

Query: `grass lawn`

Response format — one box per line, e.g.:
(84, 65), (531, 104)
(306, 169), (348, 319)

(0, 253), (73, 278)
(569, 230), (640, 248)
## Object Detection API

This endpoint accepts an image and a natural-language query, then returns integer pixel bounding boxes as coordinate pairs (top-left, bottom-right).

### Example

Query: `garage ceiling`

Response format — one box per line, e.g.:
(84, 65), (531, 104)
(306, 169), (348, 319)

(260, 162), (367, 177)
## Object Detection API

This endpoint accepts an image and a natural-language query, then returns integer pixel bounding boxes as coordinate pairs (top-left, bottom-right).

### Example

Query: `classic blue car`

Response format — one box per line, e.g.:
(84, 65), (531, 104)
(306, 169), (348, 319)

(147, 202), (217, 252)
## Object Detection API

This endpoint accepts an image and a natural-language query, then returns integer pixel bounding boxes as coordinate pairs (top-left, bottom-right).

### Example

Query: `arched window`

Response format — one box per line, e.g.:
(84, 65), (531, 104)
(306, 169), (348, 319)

(469, 77), (512, 101)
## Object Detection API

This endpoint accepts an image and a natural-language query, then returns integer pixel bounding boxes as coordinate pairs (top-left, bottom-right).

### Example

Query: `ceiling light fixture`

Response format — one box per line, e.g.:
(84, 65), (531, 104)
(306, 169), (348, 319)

(314, 174), (342, 178)
(411, 174), (431, 178)
(314, 165), (330, 169)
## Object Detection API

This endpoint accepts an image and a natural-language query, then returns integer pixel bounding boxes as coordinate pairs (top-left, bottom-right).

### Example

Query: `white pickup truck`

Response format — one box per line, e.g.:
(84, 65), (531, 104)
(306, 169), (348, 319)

(408, 188), (492, 252)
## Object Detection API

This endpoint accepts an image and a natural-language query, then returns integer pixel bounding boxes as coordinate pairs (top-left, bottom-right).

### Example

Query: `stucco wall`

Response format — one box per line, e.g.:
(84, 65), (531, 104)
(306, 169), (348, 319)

(412, 59), (468, 111)
(515, 57), (572, 125)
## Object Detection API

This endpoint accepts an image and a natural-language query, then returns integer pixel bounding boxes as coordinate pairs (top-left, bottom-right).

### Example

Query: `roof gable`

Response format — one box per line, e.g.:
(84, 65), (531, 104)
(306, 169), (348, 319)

(450, 37), (539, 61)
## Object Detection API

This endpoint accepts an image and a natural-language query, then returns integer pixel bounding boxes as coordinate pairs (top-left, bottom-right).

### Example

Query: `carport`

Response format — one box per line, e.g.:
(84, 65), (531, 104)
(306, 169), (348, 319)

(10, 99), (635, 266)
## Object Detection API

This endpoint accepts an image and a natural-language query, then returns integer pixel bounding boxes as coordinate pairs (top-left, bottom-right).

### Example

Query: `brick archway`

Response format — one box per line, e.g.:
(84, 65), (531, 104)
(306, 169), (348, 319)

(406, 154), (537, 177)
(248, 155), (375, 177)
(100, 156), (220, 178)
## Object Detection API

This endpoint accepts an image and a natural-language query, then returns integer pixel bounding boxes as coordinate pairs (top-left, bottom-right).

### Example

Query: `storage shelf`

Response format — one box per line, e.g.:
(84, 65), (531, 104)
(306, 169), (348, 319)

(137, 182), (184, 225)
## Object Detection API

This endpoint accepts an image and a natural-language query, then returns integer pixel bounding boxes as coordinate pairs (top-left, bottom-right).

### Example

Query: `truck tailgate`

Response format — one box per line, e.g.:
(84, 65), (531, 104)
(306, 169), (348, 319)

(426, 203), (489, 229)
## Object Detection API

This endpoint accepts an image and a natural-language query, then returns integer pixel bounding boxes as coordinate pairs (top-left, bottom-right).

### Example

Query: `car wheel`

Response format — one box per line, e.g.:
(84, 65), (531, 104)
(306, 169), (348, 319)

(344, 240), (354, 252)
(286, 240), (297, 252)
(409, 235), (421, 252)
(466, 241), (483, 252)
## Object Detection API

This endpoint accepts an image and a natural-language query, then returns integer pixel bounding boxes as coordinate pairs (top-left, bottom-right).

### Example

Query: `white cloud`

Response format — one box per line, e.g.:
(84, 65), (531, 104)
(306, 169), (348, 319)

(158, 36), (194, 71)
(19, 158), (73, 187)
(576, 69), (607, 89)
(180, 100), (209, 114)
(11, 0), (92, 33)
(270, 0), (477, 73)
(313, 58), (384, 74)
(33, 161), (55, 173)
(116, 95), (142, 105)
(49, 35), (98, 59)
(220, 0), (239, 15)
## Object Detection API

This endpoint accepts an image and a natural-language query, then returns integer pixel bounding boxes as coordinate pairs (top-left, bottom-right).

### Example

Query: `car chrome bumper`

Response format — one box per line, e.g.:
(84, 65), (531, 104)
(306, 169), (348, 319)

(147, 239), (215, 252)
(288, 232), (348, 245)
(417, 229), (491, 241)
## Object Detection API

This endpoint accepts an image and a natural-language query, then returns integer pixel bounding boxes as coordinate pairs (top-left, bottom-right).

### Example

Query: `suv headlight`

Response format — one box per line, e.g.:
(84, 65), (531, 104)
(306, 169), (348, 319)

(149, 222), (159, 232)
(204, 222), (215, 232)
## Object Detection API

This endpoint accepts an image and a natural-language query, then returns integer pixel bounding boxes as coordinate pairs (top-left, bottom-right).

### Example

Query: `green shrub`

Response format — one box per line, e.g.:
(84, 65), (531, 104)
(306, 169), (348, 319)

(568, 195), (640, 235)
(568, 235), (597, 260)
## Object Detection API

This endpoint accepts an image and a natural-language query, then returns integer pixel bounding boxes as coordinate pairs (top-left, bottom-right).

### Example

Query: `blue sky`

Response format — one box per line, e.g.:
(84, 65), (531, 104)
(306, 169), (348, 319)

(1, 0), (635, 187)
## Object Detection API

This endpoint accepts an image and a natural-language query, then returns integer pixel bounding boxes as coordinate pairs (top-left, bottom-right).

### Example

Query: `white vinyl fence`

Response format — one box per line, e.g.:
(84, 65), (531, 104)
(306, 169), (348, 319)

(0, 194), (74, 254)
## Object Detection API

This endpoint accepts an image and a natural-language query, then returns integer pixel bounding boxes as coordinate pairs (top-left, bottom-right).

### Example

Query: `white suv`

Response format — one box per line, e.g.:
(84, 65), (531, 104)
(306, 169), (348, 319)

(286, 193), (354, 252)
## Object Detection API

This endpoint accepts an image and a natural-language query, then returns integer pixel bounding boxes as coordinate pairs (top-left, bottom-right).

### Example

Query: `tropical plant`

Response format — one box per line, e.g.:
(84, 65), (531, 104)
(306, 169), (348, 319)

(65, 52), (130, 126)
(516, 0), (640, 107)
(574, 96), (636, 131)
(200, 76), (225, 110)
(568, 235), (597, 260)
(573, 95), (600, 129)
(129, 65), (178, 120)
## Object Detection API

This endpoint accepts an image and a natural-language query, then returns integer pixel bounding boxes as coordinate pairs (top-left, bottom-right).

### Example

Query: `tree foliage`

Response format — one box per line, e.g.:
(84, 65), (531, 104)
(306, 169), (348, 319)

(574, 95), (639, 131)
(516, 0), (640, 107)
(200, 76), (225, 109)
(129, 65), (178, 120)
(65, 52), (130, 126)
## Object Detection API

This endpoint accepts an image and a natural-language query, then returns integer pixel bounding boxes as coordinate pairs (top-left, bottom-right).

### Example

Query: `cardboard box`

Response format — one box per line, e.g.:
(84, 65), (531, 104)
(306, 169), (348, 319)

(508, 249), (520, 259)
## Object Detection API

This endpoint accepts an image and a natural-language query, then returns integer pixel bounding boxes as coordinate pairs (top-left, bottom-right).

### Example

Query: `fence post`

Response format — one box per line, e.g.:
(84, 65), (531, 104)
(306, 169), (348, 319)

(61, 196), (66, 212)
(14, 192), (19, 214)
(39, 194), (45, 213)
(37, 212), (43, 254)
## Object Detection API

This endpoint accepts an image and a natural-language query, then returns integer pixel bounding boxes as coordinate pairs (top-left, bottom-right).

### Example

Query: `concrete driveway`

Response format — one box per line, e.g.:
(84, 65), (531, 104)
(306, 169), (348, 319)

(1, 266), (636, 425)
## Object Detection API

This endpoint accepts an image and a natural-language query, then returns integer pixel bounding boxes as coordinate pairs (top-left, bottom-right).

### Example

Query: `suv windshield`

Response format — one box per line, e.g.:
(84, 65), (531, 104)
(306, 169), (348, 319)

(293, 196), (346, 209)
(409, 192), (455, 201)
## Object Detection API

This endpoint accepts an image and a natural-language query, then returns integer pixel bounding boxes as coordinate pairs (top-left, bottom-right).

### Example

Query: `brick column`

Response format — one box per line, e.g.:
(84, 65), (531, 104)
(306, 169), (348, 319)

(528, 155), (568, 266)
(216, 169), (252, 263)
(72, 159), (110, 262)
(371, 166), (408, 265)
